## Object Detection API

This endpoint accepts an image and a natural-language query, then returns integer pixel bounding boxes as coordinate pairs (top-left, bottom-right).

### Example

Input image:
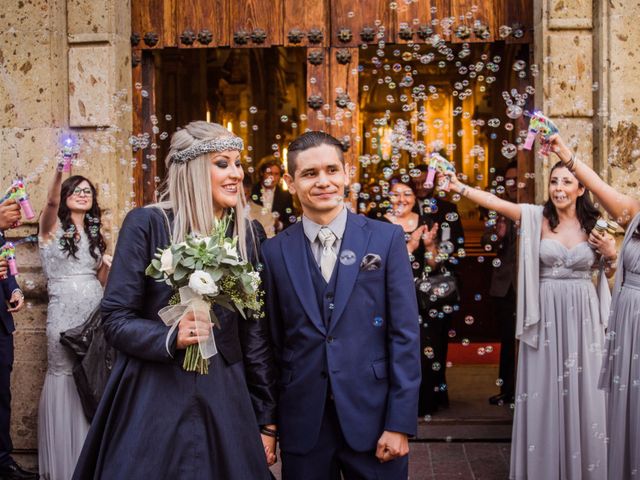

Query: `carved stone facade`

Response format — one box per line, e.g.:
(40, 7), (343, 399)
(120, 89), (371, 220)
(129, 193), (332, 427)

(534, 0), (640, 204)
(0, 0), (131, 453)
(1, 0), (639, 460)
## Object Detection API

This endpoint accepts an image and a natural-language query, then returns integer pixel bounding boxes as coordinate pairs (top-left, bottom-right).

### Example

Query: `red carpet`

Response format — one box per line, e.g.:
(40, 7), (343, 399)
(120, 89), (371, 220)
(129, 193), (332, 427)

(447, 342), (501, 365)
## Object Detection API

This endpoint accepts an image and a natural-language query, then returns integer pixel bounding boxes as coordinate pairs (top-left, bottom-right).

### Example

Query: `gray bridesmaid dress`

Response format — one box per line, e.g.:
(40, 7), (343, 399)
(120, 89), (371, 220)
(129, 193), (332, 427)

(599, 212), (640, 479)
(38, 228), (101, 479)
(510, 238), (607, 479)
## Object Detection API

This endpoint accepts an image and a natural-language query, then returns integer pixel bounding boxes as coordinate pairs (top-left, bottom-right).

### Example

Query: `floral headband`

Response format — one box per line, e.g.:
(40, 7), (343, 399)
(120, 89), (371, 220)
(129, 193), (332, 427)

(169, 136), (244, 164)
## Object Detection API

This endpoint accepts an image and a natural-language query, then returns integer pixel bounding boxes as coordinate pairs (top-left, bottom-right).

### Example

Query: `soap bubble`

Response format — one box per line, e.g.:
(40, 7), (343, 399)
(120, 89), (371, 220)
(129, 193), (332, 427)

(501, 143), (518, 159)
(513, 60), (526, 71)
(339, 249), (357, 266)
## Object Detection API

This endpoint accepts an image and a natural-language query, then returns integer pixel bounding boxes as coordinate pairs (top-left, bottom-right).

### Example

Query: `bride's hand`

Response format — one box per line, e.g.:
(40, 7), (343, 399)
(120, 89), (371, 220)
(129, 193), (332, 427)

(261, 433), (277, 466)
(176, 310), (211, 350)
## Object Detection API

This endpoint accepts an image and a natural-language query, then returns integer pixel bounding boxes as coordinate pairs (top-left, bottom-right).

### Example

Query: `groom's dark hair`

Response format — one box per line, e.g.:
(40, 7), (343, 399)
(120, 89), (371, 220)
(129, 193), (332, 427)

(287, 131), (344, 178)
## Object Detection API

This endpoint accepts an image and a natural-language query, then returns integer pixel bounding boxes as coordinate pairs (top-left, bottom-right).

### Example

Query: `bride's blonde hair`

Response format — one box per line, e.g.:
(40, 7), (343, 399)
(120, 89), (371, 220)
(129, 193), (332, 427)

(151, 121), (252, 260)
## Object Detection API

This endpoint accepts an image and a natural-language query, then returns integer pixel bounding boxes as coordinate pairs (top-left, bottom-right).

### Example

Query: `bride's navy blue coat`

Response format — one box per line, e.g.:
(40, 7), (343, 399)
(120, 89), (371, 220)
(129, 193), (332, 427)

(73, 207), (276, 480)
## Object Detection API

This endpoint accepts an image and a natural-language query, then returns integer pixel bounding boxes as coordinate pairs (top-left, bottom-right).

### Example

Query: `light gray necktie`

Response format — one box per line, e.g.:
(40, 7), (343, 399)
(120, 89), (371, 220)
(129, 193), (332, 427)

(317, 227), (337, 282)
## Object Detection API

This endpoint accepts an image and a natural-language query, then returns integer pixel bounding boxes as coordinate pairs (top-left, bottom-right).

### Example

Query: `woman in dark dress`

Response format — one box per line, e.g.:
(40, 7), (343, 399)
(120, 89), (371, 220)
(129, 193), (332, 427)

(379, 177), (450, 416)
(73, 121), (277, 479)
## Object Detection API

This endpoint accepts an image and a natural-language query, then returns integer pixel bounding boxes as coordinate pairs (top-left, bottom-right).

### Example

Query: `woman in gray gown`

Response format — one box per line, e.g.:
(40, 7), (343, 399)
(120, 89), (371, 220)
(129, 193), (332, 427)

(37, 163), (112, 480)
(548, 133), (640, 480)
(439, 162), (616, 479)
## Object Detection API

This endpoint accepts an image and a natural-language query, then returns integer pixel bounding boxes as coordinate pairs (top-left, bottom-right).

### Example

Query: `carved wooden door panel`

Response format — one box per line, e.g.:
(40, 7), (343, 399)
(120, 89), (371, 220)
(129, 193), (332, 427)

(131, 0), (173, 49)
(131, 52), (159, 206)
(283, 0), (329, 47)
(395, 0), (451, 44)
(450, 0), (497, 43)
(176, 0), (230, 48)
(229, 0), (284, 48)
(331, 0), (393, 47)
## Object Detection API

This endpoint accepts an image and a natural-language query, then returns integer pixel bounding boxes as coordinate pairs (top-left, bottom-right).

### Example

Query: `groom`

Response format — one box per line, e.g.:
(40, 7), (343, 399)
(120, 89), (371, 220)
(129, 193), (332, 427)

(261, 131), (421, 479)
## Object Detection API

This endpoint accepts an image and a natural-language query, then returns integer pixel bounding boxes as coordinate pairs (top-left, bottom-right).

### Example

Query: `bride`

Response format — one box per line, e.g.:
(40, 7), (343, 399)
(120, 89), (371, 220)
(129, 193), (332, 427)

(73, 121), (277, 479)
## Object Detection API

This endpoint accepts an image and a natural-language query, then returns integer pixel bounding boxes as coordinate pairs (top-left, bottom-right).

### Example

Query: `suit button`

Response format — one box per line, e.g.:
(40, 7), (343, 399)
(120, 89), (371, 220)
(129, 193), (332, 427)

(320, 371), (328, 378)
(326, 336), (334, 343)
(326, 293), (334, 301)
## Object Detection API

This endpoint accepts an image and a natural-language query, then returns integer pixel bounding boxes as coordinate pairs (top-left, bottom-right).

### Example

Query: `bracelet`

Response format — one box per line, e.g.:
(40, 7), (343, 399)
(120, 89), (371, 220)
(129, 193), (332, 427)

(459, 185), (468, 197)
(260, 426), (278, 438)
(564, 154), (576, 173)
(10, 289), (23, 299)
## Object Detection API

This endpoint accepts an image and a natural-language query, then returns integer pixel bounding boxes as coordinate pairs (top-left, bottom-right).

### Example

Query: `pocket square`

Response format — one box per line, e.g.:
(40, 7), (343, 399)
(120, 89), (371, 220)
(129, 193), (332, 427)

(360, 253), (382, 271)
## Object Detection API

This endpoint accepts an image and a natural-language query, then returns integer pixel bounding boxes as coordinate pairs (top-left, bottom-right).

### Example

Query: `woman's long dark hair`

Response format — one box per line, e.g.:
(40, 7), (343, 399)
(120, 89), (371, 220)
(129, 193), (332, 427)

(58, 175), (106, 260)
(542, 161), (599, 233)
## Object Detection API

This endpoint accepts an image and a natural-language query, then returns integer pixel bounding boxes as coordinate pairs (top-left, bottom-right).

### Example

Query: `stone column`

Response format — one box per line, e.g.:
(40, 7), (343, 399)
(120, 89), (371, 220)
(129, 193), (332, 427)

(535, 0), (640, 204)
(534, 0), (594, 203)
(598, 0), (640, 203)
(0, 0), (132, 452)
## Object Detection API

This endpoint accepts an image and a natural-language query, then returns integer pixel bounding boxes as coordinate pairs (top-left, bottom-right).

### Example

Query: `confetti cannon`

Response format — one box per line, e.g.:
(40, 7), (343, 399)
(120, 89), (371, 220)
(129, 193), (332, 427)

(1, 180), (35, 220)
(523, 111), (559, 156)
(425, 153), (456, 191)
(0, 243), (17, 279)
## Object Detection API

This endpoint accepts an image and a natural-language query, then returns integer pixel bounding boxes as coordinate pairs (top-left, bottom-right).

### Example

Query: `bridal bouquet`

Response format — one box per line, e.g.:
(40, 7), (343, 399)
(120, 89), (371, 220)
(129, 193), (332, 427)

(145, 215), (262, 374)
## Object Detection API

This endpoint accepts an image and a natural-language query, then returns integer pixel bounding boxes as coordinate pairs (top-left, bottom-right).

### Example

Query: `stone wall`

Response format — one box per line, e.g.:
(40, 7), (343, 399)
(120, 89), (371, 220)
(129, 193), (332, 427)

(0, 0), (131, 450)
(534, 0), (640, 205)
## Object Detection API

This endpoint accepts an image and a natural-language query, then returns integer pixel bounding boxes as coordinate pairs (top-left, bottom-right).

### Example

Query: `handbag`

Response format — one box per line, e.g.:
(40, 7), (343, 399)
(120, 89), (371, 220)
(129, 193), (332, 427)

(60, 305), (115, 421)
(415, 267), (460, 312)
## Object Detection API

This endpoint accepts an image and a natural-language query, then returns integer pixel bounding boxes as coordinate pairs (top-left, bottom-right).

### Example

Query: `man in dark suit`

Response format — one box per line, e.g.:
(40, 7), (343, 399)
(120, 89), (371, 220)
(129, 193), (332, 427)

(482, 161), (519, 405)
(261, 132), (421, 479)
(0, 199), (34, 480)
(250, 156), (296, 232)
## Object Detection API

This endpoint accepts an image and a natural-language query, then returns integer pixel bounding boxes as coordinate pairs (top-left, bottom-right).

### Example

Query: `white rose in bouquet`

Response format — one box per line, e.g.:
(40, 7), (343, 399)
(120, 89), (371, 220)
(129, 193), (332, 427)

(159, 248), (175, 275)
(223, 242), (239, 259)
(188, 270), (219, 296)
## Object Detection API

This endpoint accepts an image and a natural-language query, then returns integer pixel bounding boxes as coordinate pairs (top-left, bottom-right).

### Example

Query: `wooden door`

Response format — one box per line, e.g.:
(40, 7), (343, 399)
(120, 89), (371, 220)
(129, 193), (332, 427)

(131, 51), (159, 206)
(331, 0), (393, 47)
(230, 0), (284, 47)
(175, 0), (229, 48)
(131, 0), (173, 49)
(283, 0), (330, 47)
(395, 0), (451, 44)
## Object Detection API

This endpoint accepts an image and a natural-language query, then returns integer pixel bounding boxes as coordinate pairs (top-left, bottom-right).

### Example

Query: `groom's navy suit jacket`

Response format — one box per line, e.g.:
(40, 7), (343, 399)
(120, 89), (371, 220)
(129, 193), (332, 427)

(261, 211), (421, 454)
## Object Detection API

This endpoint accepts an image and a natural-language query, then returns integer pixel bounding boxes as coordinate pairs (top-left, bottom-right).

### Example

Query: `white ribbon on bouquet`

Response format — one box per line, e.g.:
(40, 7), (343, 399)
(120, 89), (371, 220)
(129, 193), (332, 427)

(158, 286), (218, 359)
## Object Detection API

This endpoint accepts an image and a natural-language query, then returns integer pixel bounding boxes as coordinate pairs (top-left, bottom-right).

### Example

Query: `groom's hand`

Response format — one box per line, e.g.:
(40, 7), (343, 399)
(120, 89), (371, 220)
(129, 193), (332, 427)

(376, 431), (409, 463)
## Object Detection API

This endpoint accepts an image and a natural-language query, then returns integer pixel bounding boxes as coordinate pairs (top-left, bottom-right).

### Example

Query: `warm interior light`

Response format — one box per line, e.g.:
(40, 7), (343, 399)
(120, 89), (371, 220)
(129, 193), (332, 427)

(379, 125), (393, 160)
(226, 121), (233, 133)
(281, 147), (288, 191)
(206, 109), (211, 123)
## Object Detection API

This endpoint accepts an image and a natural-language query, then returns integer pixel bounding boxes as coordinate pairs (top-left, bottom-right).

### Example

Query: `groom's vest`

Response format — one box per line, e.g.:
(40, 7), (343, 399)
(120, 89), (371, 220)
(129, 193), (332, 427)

(305, 240), (340, 329)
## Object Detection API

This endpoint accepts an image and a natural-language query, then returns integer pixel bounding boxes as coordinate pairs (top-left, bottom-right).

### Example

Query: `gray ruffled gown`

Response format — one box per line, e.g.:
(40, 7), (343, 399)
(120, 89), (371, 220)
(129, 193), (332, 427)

(38, 228), (102, 480)
(599, 213), (640, 479)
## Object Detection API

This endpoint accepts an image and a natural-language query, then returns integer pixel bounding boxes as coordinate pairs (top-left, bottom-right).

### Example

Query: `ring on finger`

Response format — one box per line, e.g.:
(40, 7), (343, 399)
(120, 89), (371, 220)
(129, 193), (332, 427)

(189, 329), (195, 337)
